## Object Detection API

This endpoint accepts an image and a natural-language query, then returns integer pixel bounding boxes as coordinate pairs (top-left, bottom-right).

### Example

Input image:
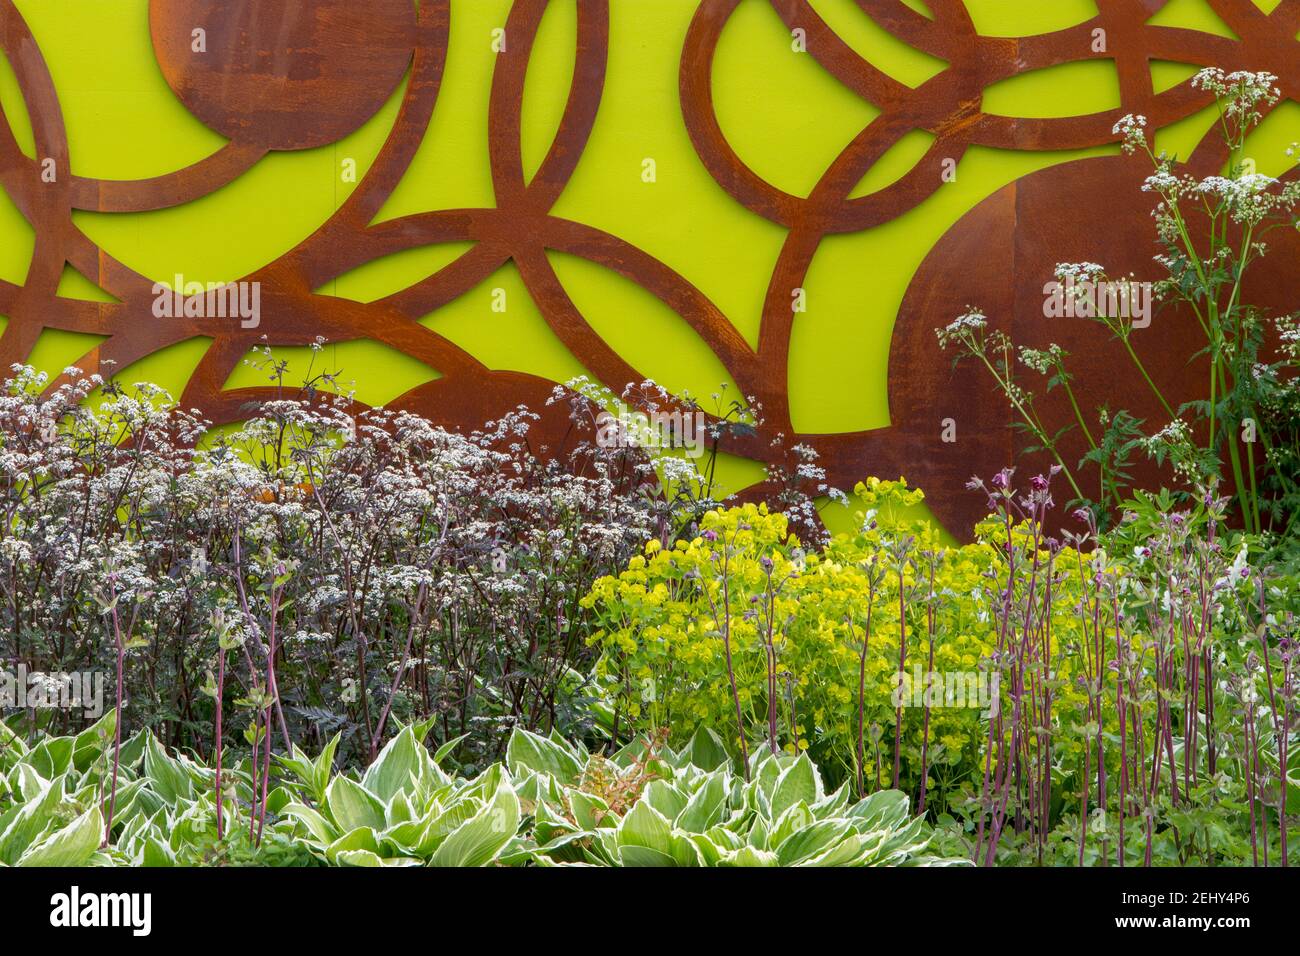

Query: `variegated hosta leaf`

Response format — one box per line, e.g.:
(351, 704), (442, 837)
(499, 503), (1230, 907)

(16, 806), (104, 867)
(505, 728), (584, 785)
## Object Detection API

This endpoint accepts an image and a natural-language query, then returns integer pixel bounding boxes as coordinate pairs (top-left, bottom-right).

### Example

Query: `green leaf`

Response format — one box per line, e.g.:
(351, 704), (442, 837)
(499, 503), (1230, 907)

(428, 776), (521, 867)
(687, 832), (723, 866)
(668, 833), (702, 866)
(532, 799), (578, 844)
(433, 733), (470, 765)
(848, 789), (911, 831)
(313, 734), (342, 801)
(703, 824), (745, 852)
(325, 776), (386, 832)
(684, 726), (730, 771)
(282, 802), (340, 846)
(616, 799), (673, 857)
(800, 829), (866, 867)
(362, 726), (423, 803)
(142, 835), (177, 867)
(776, 819), (854, 866)
(334, 848), (386, 867)
(386, 791), (416, 827)
(769, 754), (820, 821)
(142, 733), (197, 804)
(10, 764), (45, 802)
(718, 845), (778, 866)
(265, 785), (292, 816)
(275, 746), (317, 793)
(383, 818), (428, 850)
(26, 735), (75, 779)
(643, 780), (688, 820)
(767, 800), (815, 850)
(819, 782), (852, 815)
(674, 773), (727, 833)
(862, 815), (930, 864)
(505, 729), (582, 785)
(67, 712), (114, 766)
(0, 721), (28, 760)
(751, 752), (782, 813)
(325, 827), (382, 864)
(0, 776), (65, 864)
(514, 769), (563, 807)
(416, 799), (480, 856)
(16, 806), (103, 867)
(525, 830), (596, 865)
(617, 844), (679, 867)
(118, 732), (148, 771)
(568, 790), (612, 830)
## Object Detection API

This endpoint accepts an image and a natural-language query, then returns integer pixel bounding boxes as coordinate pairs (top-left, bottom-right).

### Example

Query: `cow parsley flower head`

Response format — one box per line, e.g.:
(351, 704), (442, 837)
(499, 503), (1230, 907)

(1141, 168), (1182, 195)
(1191, 68), (1280, 120)
(1018, 344), (1064, 375)
(1055, 262), (1107, 285)
(936, 308), (988, 348)
(1112, 113), (1148, 153)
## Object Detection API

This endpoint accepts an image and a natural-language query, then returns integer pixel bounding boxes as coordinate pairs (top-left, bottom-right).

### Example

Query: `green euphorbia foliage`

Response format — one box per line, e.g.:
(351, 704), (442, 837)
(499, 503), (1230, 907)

(580, 477), (1300, 866)
(581, 481), (1125, 809)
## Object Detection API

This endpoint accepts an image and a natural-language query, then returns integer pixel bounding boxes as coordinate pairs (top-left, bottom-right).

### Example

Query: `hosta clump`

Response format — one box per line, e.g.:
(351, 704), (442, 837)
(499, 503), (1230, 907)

(3, 715), (958, 866)
(2, 710), (359, 866)
(107, 732), (314, 867)
(276, 724), (523, 866)
(505, 727), (966, 867)
(258, 724), (963, 866)
(0, 716), (313, 866)
(0, 720), (963, 867)
(0, 717), (117, 866)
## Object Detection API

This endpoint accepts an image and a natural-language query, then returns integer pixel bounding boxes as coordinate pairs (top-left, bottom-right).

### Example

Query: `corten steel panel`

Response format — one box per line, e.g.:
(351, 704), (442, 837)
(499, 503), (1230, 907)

(0, 0), (1297, 538)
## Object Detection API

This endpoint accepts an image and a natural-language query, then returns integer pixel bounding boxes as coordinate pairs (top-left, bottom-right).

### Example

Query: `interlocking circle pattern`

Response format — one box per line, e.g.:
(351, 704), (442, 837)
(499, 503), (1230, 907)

(1, 0), (1297, 535)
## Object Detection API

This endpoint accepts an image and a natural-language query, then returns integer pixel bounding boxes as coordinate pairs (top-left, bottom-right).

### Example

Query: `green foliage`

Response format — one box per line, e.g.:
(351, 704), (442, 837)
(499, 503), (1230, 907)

(581, 482), (1101, 808)
(503, 727), (964, 867)
(582, 472), (1300, 867)
(0, 714), (314, 867)
(0, 721), (961, 867)
(274, 725), (963, 867)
